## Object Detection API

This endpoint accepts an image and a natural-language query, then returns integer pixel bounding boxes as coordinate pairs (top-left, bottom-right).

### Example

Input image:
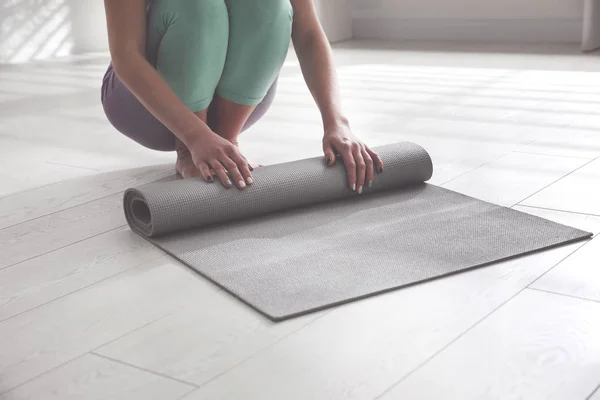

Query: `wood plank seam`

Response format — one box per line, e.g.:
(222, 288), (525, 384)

(0, 225), (129, 271)
(512, 150), (595, 160)
(516, 205), (600, 220)
(188, 310), (333, 390)
(439, 151), (514, 186)
(372, 270), (592, 400)
(587, 383), (600, 400)
(44, 161), (102, 171)
(0, 250), (165, 323)
(89, 352), (201, 389)
(87, 307), (179, 354)
(0, 172), (173, 230)
(525, 238), (598, 290)
(0, 352), (90, 396)
(0, 309), (174, 395)
(527, 286), (600, 305)
(515, 155), (600, 208)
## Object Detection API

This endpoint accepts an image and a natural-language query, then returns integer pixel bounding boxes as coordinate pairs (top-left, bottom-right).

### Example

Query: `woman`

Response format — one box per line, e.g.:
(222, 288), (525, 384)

(102, 0), (383, 192)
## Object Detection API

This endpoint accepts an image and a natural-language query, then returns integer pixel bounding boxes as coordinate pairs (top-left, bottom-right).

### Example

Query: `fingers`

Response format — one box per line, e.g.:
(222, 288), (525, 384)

(206, 145), (254, 190)
(340, 144), (357, 192)
(323, 140), (337, 166)
(366, 146), (384, 173)
(197, 162), (214, 183)
(219, 156), (247, 190)
(362, 147), (374, 189)
(228, 150), (254, 186)
(210, 161), (233, 189)
(353, 144), (367, 193)
(339, 143), (379, 193)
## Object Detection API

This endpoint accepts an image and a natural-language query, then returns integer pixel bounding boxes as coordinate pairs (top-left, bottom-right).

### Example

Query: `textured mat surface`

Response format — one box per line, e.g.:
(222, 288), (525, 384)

(124, 142), (592, 320)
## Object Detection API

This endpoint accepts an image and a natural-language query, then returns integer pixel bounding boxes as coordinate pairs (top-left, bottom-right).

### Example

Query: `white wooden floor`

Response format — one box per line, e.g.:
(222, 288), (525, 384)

(1, 41), (600, 400)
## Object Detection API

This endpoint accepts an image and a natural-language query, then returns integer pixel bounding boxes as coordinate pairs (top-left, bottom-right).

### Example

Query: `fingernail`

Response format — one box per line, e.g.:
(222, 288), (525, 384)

(379, 167), (383, 173)
(358, 185), (363, 194)
(248, 164), (254, 171)
(238, 180), (246, 188)
(327, 157), (332, 165)
(352, 183), (356, 191)
(246, 177), (254, 185)
(368, 180), (373, 188)
(226, 179), (232, 187)
(207, 176), (213, 182)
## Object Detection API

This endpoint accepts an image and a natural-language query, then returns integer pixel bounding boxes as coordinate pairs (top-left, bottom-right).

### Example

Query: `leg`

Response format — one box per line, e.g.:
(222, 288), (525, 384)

(146, 0), (229, 113)
(102, 63), (176, 152)
(209, 97), (256, 146)
(207, 76), (278, 142)
(175, 109), (210, 178)
(101, 0), (229, 154)
(208, 0), (293, 149)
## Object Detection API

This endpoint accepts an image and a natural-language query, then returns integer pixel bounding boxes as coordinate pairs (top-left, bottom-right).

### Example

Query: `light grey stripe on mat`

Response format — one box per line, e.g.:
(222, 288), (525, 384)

(123, 142), (592, 321)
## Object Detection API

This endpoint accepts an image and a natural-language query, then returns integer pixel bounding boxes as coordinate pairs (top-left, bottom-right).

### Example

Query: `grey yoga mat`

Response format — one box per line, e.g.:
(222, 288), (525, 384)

(123, 142), (592, 321)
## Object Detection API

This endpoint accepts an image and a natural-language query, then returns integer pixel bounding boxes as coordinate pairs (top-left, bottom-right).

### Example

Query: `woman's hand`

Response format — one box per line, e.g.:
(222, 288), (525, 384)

(187, 131), (254, 190)
(105, 0), (252, 189)
(289, 1), (383, 191)
(323, 121), (384, 193)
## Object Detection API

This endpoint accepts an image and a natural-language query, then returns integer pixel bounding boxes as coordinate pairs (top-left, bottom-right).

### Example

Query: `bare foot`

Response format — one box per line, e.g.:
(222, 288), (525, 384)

(175, 147), (204, 179)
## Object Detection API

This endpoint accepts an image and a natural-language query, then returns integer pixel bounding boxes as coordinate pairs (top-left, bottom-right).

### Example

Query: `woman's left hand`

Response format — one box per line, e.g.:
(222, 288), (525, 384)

(323, 121), (384, 194)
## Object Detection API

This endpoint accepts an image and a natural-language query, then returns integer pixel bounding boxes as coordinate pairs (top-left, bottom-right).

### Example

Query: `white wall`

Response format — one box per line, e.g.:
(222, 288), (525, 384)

(1, 0), (351, 65)
(314, 0), (353, 42)
(69, 0), (109, 54)
(1, 0), (108, 64)
(350, 0), (585, 43)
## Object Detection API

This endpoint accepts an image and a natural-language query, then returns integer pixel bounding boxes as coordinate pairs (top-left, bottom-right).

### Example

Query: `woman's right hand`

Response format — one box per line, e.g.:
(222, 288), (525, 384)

(187, 131), (254, 190)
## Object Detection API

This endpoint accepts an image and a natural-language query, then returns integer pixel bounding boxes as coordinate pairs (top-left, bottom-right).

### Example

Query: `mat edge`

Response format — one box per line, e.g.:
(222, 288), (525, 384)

(130, 228), (592, 322)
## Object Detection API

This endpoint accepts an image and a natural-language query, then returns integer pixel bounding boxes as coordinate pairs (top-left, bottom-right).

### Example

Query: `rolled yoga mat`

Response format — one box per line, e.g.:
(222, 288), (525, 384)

(124, 142), (592, 321)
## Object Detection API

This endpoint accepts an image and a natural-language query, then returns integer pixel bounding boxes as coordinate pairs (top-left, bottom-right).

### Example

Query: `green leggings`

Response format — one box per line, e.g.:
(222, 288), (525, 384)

(101, 0), (293, 151)
(147, 0), (293, 111)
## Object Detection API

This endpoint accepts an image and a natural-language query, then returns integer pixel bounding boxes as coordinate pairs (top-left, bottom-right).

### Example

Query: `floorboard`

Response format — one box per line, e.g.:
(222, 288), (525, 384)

(3, 40), (600, 400)
(0, 257), (216, 393)
(0, 193), (127, 269)
(522, 158), (600, 216)
(530, 236), (600, 302)
(0, 164), (172, 230)
(95, 296), (323, 387)
(0, 354), (193, 400)
(378, 289), (600, 400)
(443, 152), (590, 206)
(0, 227), (163, 322)
(180, 210), (599, 400)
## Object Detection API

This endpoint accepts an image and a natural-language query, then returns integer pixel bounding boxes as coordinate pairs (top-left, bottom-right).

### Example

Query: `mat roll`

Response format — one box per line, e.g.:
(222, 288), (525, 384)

(124, 142), (433, 237)
(122, 141), (592, 321)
